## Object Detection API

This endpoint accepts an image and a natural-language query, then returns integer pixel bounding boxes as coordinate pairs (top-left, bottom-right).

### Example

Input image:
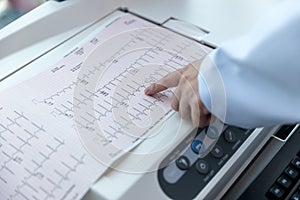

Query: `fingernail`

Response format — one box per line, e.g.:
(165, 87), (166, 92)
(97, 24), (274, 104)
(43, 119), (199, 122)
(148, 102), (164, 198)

(144, 86), (151, 95)
(144, 88), (149, 94)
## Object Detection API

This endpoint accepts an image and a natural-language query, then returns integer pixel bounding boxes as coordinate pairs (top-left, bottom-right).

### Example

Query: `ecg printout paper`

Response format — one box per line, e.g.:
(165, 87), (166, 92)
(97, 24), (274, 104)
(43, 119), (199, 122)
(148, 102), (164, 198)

(0, 13), (211, 199)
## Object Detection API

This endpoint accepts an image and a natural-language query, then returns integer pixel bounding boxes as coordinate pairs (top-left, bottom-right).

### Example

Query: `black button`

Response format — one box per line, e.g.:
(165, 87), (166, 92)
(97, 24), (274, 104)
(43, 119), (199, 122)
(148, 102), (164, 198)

(195, 160), (210, 174)
(291, 158), (300, 170)
(269, 185), (285, 199)
(285, 166), (299, 180)
(223, 129), (237, 143)
(297, 150), (300, 158)
(211, 145), (223, 158)
(290, 192), (300, 200)
(176, 156), (190, 170)
(277, 175), (292, 189)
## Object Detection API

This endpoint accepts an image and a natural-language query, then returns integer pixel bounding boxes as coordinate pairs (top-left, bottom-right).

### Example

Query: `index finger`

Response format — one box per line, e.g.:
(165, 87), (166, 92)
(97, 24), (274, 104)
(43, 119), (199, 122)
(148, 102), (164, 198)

(144, 70), (182, 95)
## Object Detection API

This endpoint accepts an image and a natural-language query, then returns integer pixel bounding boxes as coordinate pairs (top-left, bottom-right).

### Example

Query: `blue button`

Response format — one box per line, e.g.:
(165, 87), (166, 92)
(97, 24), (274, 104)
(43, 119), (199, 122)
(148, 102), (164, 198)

(191, 140), (205, 154)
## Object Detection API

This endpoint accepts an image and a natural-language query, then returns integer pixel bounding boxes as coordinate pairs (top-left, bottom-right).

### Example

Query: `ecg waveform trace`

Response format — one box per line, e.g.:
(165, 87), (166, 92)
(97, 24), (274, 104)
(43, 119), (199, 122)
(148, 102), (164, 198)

(0, 13), (211, 200)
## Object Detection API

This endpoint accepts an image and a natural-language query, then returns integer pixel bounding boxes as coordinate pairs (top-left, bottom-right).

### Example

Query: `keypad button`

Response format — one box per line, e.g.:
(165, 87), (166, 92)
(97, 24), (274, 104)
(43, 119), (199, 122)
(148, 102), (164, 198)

(277, 175), (292, 189)
(163, 164), (186, 184)
(211, 145), (223, 158)
(195, 160), (210, 174)
(206, 126), (219, 139)
(191, 140), (205, 154)
(269, 185), (285, 199)
(223, 129), (237, 143)
(285, 166), (299, 180)
(176, 156), (190, 170)
(290, 192), (300, 200)
(291, 158), (300, 170)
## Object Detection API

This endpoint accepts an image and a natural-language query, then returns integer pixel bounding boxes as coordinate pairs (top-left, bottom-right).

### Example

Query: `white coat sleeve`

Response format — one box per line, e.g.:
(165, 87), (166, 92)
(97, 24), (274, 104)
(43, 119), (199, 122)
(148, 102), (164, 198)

(198, 0), (300, 128)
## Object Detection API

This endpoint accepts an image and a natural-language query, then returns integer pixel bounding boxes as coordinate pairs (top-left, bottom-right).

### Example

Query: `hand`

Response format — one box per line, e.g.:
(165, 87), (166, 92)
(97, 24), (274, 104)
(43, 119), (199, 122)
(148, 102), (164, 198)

(144, 60), (211, 127)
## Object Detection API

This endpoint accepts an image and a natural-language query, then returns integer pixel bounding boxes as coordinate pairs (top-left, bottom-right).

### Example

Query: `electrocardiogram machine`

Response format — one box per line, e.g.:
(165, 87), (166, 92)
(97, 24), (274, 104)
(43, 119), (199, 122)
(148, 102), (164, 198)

(0, 1), (299, 200)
